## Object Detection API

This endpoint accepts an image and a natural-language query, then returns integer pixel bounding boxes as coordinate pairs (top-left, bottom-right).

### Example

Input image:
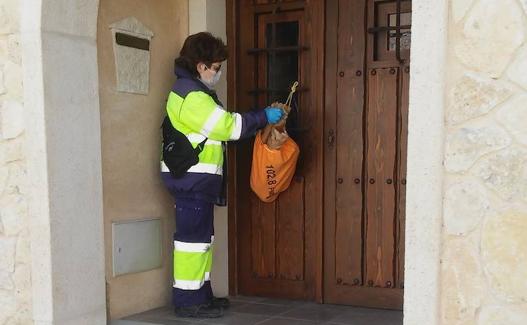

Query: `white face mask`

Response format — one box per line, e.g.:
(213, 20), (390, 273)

(200, 70), (222, 88)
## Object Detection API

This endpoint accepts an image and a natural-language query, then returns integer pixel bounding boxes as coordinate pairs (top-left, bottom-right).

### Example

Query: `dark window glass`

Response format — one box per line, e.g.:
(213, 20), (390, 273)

(265, 21), (299, 104)
(388, 12), (411, 51)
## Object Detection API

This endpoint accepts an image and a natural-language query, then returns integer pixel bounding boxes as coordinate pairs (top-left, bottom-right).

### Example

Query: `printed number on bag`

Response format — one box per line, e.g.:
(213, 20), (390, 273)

(266, 165), (277, 199)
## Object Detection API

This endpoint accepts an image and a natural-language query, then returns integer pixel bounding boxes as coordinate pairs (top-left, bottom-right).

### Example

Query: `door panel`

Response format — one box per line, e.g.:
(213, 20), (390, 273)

(231, 0), (324, 300)
(230, 0), (408, 307)
(276, 176), (305, 281)
(324, 0), (410, 309)
(334, 0), (366, 289)
(365, 68), (398, 289)
(251, 198), (276, 278)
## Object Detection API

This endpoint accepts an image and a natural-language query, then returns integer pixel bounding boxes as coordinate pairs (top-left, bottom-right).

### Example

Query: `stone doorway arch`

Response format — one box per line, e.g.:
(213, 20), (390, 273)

(19, 0), (447, 324)
(22, 0), (105, 324)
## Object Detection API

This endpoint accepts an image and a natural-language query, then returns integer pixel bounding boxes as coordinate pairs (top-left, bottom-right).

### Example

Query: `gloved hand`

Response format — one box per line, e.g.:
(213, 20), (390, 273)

(264, 107), (284, 124)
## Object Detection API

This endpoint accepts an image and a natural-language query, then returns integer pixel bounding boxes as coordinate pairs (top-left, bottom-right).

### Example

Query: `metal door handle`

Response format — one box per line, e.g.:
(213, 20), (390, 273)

(327, 129), (335, 148)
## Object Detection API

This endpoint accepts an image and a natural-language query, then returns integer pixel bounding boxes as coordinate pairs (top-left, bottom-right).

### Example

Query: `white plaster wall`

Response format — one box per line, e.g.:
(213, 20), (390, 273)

(403, 0), (448, 324)
(97, 0), (188, 319)
(188, 0), (229, 297)
(21, 0), (106, 324)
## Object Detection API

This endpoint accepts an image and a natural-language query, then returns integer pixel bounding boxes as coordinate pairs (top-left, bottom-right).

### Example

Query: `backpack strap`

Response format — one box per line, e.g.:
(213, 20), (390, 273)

(194, 137), (208, 154)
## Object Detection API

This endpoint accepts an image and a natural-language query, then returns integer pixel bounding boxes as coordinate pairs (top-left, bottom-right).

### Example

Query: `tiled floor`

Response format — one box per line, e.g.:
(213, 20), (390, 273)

(114, 296), (403, 325)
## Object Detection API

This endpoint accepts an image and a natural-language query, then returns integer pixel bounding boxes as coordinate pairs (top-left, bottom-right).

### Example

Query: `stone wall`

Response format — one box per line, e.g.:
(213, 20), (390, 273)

(442, 0), (527, 323)
(0, 0), (32, 324)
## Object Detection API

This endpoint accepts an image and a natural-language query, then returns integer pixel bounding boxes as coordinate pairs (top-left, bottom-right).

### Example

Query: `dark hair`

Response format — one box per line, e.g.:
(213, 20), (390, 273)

(174, 32), (228, 78)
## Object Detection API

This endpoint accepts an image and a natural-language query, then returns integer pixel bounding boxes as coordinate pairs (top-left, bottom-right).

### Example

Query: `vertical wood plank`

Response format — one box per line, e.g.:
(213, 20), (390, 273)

(237, 0), (259, 292)
(397, 66), (410, 289)
(365, 68), (397, 288)
(251, 196), (277, 278)
(323, 0), (340, 302)
(276, 177), (305, 281)
(334, 0), (367, 287)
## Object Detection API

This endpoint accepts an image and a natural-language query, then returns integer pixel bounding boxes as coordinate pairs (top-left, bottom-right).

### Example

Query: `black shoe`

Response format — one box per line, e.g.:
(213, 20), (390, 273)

(174, 304), (223, 318)
(211, 296), (230, 309)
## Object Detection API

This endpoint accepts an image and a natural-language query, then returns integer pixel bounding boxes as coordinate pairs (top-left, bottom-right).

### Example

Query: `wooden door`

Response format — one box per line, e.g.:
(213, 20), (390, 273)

(227, 0), (324, 300)
(324, 0), (411, 309)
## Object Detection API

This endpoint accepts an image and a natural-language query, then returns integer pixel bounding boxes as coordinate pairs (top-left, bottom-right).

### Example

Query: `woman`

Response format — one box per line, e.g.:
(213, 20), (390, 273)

(160, 32), (283, 318)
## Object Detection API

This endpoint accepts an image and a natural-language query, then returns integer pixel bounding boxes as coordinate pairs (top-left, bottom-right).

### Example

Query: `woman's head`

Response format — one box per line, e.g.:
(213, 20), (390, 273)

(174, 32), (228, 85)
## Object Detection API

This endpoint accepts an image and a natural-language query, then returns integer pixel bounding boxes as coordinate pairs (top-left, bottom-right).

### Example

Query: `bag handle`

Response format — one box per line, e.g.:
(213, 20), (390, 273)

(285, 81), (299, 107)
(262, 81), (299, 144)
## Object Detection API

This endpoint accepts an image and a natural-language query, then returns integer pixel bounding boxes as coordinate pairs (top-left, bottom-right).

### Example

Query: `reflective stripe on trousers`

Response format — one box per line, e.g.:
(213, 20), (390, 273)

(171, 197), (215, 307)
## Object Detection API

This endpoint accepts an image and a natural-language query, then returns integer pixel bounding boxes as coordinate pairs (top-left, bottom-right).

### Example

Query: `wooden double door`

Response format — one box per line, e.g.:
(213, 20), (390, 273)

(228, 0), (411, 310)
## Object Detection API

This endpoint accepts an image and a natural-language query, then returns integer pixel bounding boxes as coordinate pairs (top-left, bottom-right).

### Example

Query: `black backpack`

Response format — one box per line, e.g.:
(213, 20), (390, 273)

(161, 116), (207, 178)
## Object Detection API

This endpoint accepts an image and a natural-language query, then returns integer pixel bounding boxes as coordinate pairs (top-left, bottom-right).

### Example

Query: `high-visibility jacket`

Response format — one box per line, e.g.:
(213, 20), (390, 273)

(161, 66), (267, 203)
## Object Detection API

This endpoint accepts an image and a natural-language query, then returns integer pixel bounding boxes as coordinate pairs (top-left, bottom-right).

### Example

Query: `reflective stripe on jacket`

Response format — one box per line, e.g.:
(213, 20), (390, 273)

(161, 66), (267, 203)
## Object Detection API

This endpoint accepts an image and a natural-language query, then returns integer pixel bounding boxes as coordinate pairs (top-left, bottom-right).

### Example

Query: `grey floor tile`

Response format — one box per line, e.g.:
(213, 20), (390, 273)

(257, 297), (308, 307)
(229, 295), (268, 303)
(111, 320), (165, 325)
(126, 308), (202, 324)
(328, 307), (403, 325)
(227, 300), (250, 310)
(125, 307), (173, 320)
(200, 311), (269, 325)
(230, 302), (293, 316)
(141, 319), (202, 325)
(278, 304), (347, 322)
(145, 314), (204, 324)
(256, 317), (321, 325)
(117, 297), (403, 325)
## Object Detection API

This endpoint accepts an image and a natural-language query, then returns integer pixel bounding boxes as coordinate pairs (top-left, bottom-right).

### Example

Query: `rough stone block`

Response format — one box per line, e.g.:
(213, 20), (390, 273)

(0, 0), (20, 35)
(0, 64), (5, 95)
(520, 0), (527, 15)
(0, 36), (7, 58)
(441, 238), (486, 323)
(507, 45), (527, 90)
(13, 264), (31, 304)
(451, 0), (475, 23)
(455, 0), (526, 77)
(15, 232), (31, 264)
(0, 138), (24, 164)
(0, 271), (13, 290)
(0, 194), (27, 236)
(0, 165), (8, 197)
(0, 291), (17, 324)
(482, 211), (527, 302)
(443, 179), (489, 235)
(0, 237), (16, 272)
(447, 73), (513, 125)
(5, 304), (32, 325)
(7, 34), (20, 65)
(496, 95), (527, 146)
(4, 162), (27, 196)
(472, 146), (527, 202)
(445, 120), (511, 173)
(1, 100), (24, 140)
(2, 60), (22, 100)
(479, 305), (527, 325)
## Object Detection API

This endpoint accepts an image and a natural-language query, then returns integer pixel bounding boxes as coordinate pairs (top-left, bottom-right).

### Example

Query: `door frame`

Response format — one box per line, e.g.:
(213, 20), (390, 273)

(224, 0), (446, 321)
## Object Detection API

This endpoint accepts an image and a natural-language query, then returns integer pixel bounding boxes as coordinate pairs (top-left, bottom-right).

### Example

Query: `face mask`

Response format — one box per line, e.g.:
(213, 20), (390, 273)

(200, 70), (222, 88)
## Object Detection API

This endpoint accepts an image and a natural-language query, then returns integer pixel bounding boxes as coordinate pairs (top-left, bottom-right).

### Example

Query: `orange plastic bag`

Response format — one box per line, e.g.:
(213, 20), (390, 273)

(250, 131), (299, 202)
